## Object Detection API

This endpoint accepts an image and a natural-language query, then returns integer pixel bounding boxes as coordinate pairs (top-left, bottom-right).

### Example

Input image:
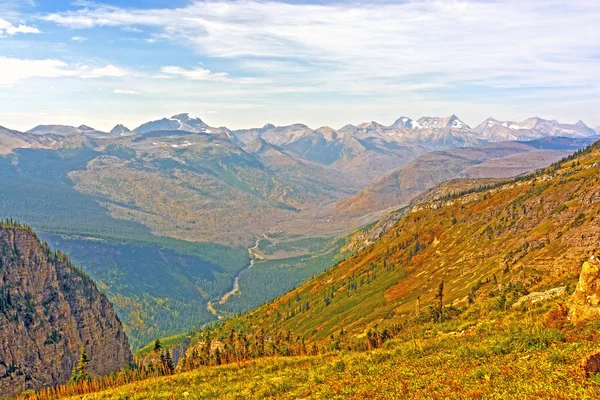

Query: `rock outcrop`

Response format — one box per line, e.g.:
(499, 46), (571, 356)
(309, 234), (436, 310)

(568, 256), (600, 324)
(0, 224), (132, 396)
(581, 350), (600, 377)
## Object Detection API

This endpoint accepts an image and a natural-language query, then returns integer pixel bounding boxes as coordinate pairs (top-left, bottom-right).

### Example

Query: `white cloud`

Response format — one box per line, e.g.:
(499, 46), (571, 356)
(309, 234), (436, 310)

(71, 35), (87, 42)
(0, 57), (128, 85)
(114, 88), (140, 95)
(0, 57), (76, 85)
(39, 0), (600, 92)
(160, 66), (229, 81)
(0, 0), (594, 130)
(0, 17), (39, 37)
(160, 65), (269, 84)
(80, 64), (128, 79)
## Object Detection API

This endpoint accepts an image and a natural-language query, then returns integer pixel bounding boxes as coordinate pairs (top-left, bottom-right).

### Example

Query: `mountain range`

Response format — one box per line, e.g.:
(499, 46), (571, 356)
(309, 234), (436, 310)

(2, 114), (600, 397)
(1, 113), (596, 185)
(0, 112), (597, 351)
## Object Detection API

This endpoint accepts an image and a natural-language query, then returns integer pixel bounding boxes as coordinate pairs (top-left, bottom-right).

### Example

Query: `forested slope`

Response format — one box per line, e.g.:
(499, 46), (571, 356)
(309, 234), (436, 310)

(212, 141), (600, 341)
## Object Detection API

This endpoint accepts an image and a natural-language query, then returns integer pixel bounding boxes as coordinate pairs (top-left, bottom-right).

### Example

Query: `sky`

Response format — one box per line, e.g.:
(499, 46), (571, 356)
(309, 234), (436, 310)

(0, 0), (599, 132)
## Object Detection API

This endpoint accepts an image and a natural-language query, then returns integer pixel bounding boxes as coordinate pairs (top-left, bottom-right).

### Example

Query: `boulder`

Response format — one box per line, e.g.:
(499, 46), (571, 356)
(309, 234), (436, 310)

(568, 256), (600, 323)
(581, 350), (600, 377)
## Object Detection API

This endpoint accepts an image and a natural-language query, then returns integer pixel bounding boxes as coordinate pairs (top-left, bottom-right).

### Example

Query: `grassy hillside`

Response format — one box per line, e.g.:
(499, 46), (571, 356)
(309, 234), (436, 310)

(214, 140), (600, 341)
(21, 297), (600, 399)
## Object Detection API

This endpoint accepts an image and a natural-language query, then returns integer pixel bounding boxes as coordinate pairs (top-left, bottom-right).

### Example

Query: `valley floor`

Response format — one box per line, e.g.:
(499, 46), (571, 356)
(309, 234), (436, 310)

(61, 314), (600, 400)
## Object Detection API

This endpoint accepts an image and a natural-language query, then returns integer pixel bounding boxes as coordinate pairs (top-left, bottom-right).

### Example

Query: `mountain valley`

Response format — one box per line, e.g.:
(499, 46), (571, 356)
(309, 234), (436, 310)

(0, 112), (597, 356)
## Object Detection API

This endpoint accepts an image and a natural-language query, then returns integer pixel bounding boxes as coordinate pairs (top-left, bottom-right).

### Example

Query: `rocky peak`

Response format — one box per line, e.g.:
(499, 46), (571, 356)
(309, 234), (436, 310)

(171, 113), (203, 124)
(389, 116), (413, 129)
(0, 223), (132, 396)
(414, 115), (468, 130)
(109, 124), (132, 136)
(134, 113), (208, 134)
(520, 117), (547, 129)
(357, 121), (385, 131)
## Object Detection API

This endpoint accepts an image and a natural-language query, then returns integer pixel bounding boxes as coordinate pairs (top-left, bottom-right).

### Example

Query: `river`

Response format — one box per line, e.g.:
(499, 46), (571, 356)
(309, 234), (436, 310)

(206, 236), (264, 318)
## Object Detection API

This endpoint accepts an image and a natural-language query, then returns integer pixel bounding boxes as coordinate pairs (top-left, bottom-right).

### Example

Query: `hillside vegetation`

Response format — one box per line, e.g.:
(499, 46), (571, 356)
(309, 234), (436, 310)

(14, 141), (600, 399)
(20, 291), (600, 399)
(214, 140), (600, 341)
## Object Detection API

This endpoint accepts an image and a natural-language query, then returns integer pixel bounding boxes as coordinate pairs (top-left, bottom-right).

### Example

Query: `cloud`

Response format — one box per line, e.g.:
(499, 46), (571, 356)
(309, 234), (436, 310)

(71, 35), (87, 42)
(0, 17), (39, 37)
(113, 88), (140, 95)
(0, 57), (128, 85)
(39, 0), (600, 93)
(160, 65), (269, 84)
(160, 66), (229, 81)
(80, 64), (127, 78)
(0, 57), (76, 85)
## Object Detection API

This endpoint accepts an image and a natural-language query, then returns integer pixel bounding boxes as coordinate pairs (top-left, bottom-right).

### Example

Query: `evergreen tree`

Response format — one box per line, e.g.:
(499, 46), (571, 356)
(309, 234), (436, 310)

(153, 338), (162, 352)
(70, 345), (91, 383)
(162, 349), (174, 374)
(435, 281), (444, 322)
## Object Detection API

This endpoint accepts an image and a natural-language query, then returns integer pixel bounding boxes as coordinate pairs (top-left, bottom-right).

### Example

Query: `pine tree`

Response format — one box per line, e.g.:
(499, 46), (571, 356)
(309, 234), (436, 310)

(215, 347), (222, 365)
(153, 338), (162, 352)
(70, 345), (91, 383)
(435, 281), (444, 323)
(162, 349), (174, 374)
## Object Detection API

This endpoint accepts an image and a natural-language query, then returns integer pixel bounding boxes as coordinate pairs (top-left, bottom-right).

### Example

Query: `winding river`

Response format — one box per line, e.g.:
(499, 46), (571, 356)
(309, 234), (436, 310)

(206, 236), (264, 319)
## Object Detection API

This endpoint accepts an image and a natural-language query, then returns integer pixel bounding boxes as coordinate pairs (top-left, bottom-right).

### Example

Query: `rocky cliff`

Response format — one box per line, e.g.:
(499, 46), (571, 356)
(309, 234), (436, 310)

(0, 223), (132, 396)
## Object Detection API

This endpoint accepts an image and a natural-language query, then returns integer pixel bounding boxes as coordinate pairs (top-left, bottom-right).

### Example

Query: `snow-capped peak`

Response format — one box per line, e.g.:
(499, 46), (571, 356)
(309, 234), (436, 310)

(414, 115), (469, 130)
(134, 113), (209, 134)
(389, 116), (414, 129)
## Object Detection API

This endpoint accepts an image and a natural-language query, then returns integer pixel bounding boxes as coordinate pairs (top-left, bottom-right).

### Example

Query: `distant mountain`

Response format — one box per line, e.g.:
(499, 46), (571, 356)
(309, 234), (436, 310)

(0, 125), (30, 155)
(134, 113), (212, 134)
(0, 222), (132, 396)
(27, 124), (104, 136)
(242, 137), (362, 202)
(3, 113), (595, 183)
(474, 117), (596, 141)
(414, 114), (469, 130)
(109, 124), (133, 137)
(388, 116), (414, 129)
(0, 125), (98, 154)
(232, 123), (422, 182)
(385, 115), (482, 149)
(331, 137), (597, 217)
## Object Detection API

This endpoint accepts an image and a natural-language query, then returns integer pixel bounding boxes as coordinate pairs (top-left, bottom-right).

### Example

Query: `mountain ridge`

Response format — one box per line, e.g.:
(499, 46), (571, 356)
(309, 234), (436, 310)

(0, 221), (132, 396)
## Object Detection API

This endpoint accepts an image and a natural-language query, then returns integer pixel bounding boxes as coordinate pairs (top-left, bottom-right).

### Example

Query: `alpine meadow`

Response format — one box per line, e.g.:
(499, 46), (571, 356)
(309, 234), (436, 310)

(1, 1), (600, 399)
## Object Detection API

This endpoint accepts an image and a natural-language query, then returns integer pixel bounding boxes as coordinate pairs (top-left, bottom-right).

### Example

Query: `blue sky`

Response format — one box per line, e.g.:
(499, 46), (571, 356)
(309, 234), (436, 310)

(0, 0), (599, 131)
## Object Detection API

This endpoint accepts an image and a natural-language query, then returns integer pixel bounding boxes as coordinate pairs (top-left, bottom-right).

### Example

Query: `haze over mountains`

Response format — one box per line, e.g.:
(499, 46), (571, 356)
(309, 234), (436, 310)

(1, 113), (596, 179)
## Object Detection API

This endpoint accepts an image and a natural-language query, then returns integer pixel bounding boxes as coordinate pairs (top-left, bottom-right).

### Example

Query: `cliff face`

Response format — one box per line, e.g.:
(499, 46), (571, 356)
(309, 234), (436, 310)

(0, 226), (132, 396)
